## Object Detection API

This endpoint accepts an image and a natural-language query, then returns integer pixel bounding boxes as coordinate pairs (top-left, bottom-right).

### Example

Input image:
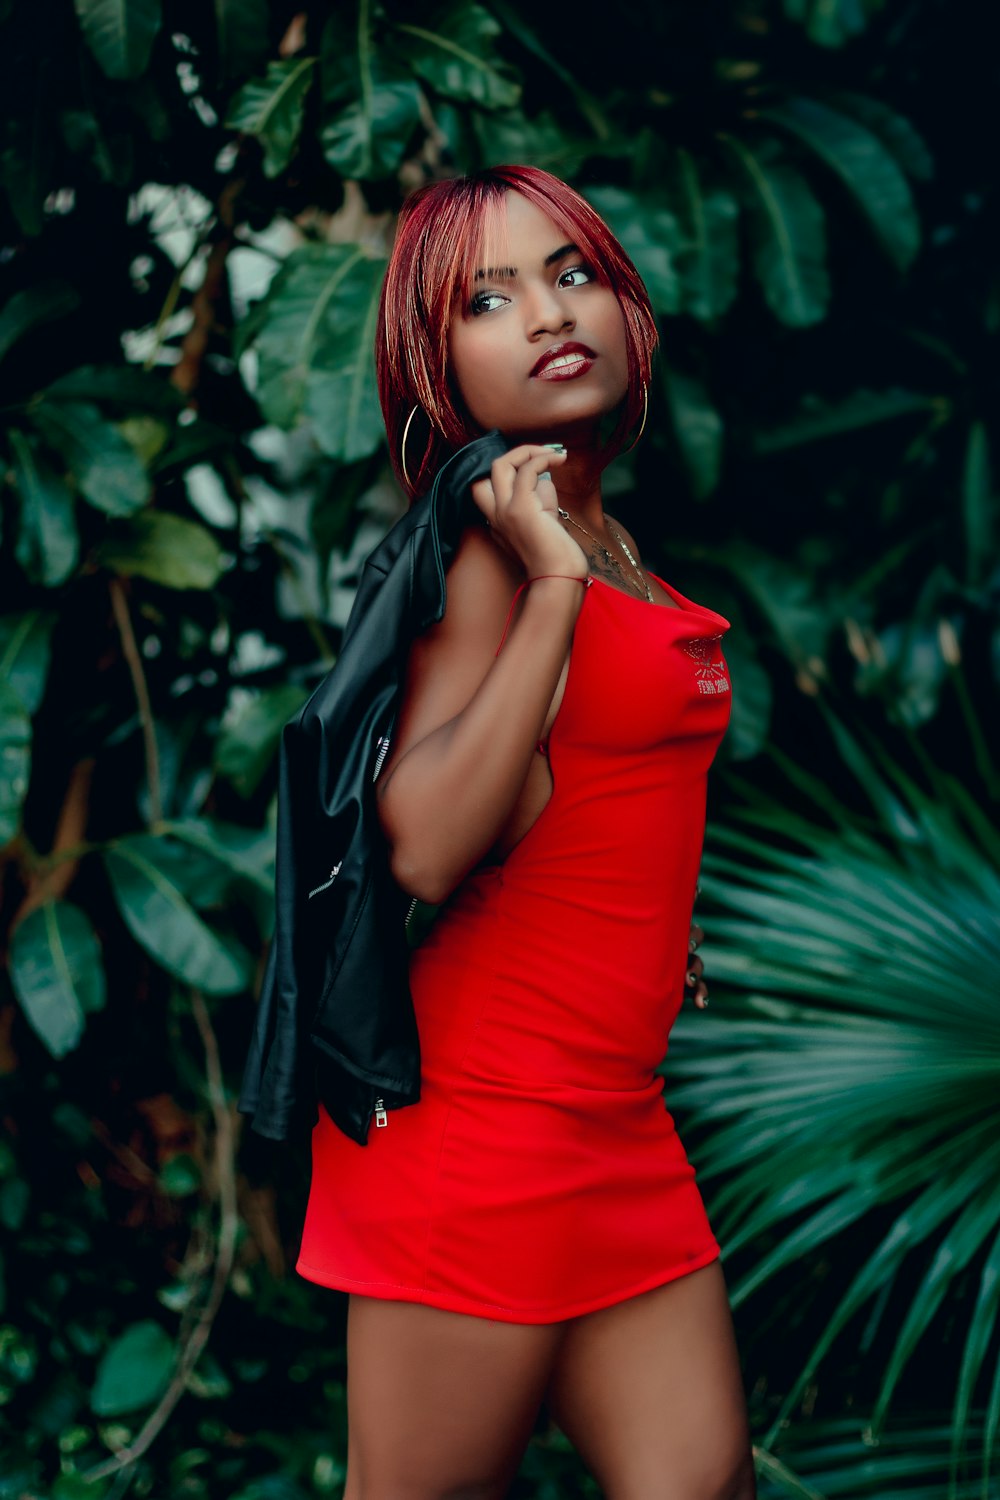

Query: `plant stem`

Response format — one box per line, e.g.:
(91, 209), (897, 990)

(81, 989), (239, 1483)
(109, 578), (162, 825)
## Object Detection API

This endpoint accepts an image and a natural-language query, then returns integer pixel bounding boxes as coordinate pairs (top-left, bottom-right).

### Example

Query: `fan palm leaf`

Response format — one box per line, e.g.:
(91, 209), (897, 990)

(664, 718), (1000, 1491)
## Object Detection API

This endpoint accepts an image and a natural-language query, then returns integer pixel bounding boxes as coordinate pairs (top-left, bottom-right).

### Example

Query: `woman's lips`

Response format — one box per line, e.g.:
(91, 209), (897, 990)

(530, 342), (597, 381)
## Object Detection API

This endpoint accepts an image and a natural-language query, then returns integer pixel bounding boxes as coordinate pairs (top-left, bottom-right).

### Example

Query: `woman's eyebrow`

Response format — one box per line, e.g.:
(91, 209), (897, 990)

(473, 243), (580, 282)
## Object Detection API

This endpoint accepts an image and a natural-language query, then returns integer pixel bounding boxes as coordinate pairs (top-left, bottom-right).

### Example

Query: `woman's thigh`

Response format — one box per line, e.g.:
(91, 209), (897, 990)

(344, 1293), (566, 1500)
(543, 1260), (755, 1500)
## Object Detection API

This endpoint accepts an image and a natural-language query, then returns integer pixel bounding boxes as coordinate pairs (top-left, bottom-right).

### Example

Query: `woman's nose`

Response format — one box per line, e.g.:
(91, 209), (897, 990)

(526, 284), (574, 338)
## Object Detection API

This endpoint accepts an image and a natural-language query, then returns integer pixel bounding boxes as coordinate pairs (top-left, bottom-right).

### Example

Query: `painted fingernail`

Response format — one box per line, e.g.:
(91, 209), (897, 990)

(689, 937), (698, 952)
(544, 443), (566, 451)
(539, 471), (551, 483)
(686, 970), (698, 987)
(697, 995), (709, 1009)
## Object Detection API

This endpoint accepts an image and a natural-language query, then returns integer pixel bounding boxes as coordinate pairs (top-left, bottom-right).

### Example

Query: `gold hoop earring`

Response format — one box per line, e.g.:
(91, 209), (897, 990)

(621, 382), (648, 456)
(400, 404), (422, 491)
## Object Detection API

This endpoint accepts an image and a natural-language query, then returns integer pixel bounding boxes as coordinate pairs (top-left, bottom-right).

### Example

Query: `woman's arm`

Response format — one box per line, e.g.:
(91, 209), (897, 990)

(376, 444), (587, 905)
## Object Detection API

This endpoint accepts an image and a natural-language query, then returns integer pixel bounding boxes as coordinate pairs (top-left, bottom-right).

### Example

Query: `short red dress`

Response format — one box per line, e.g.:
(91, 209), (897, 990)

(296, 570), (732, 1323)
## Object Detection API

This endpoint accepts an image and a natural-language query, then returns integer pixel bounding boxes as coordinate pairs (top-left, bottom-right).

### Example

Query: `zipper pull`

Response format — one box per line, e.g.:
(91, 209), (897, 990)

(307, 861), (342, 899)
(374, 1097), (388, 1128)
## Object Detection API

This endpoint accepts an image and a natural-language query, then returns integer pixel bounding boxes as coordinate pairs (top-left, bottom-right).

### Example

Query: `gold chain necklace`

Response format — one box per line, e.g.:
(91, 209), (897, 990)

(557, 507), (653, 602)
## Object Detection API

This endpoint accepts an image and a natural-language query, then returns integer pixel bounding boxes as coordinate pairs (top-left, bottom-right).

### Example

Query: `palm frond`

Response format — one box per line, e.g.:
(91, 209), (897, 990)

(665, 715), (1000, 1484)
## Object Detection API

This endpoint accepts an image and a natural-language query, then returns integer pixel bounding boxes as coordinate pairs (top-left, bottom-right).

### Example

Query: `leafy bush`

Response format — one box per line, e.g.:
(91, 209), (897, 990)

(0, 1), (997, 1495)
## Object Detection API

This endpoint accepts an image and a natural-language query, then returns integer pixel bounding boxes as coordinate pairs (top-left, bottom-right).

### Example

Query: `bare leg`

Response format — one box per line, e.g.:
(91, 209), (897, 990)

(544, 1260), (755, 1500)
(343, 1294), (567, 1500)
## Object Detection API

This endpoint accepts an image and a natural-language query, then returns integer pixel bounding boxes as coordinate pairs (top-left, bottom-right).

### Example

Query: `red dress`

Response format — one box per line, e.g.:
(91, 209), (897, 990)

(296, 571), (732, 1323)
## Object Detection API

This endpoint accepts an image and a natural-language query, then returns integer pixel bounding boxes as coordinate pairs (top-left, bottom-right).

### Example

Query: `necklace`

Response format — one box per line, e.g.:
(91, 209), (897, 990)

(557, 507), (654, 603)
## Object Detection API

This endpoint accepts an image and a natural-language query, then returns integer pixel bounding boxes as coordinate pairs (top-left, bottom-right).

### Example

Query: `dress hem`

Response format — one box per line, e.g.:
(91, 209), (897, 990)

(294, 1240), (722, 1325)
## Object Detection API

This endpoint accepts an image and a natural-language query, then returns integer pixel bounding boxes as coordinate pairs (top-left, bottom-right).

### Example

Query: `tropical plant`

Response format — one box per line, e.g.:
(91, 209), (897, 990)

(0, 0), (997, 1494)
(667, 709), (1000, 1496)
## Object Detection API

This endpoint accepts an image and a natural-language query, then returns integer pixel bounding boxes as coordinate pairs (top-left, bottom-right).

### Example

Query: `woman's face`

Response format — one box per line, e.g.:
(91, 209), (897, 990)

(446, 193), (630, 445)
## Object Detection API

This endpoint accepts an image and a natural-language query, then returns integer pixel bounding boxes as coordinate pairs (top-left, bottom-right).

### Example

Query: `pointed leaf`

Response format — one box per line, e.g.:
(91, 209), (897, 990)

(9, 901), (106, 1058)
(761, 96), (921, 272)
(104, 837), (253, 994)
(394, 5), (520, 110)
(45, 364), (184, 414)
(224, 58), (316, 179)
(94, 511), (225, 590)
(0, 280), (80, 364)
(662, 148), (740, 321)
(9, 429), (80, 586)
(241, 243), (387, 462)
(584, 187), (682, 315)
(90, 1320), (174, 1416)
(214, 683), (310, 798)
(720, 133), (829, 326)
(31, 400), (150, 516)
(0, 610), (55, 714)
(826, 89), (935, 181)
(321, 11), (422, 181)
(662, 365), (724, 499)
(73, 0), (162, 80)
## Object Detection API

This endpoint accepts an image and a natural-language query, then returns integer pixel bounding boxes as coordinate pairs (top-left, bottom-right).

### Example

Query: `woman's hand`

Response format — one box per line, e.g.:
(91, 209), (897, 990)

(685, 921), (709, 1009)
(471, 444), (588, 580)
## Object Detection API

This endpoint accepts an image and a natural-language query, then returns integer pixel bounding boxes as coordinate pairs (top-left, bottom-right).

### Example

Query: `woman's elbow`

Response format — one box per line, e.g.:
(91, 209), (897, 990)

(387, 843), (453, 907)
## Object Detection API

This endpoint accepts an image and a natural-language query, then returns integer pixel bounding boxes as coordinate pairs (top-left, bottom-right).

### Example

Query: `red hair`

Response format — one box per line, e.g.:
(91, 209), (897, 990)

(376, 165), (658, 500)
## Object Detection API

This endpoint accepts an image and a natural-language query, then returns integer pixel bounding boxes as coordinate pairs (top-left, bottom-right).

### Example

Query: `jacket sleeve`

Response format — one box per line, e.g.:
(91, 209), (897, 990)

(237, 713), (319, 1141)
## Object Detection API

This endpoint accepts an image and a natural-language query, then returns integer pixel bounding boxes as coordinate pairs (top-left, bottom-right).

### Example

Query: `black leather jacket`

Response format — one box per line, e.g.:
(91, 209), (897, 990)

(237, 431), (509, 1146)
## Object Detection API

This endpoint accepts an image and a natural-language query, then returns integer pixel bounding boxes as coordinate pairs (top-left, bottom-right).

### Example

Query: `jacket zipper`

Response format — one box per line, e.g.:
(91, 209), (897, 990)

(307, 861), (342, 898)
(374, 1096), (388, 1128)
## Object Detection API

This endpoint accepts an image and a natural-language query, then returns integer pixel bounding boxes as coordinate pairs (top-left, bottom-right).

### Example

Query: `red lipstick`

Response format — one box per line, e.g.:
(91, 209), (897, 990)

(530, 341), (597, 381)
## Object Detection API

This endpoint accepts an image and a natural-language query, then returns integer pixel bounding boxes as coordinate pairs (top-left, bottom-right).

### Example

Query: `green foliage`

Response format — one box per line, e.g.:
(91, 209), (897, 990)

(0, 0), (996, 1494)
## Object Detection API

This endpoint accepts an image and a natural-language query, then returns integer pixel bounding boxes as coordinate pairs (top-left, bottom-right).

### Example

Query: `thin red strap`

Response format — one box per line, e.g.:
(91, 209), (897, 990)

(494, 575), (590, 657)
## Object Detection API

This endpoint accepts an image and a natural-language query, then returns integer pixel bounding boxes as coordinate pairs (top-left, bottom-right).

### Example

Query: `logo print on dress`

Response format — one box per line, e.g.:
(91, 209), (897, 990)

(680, 636), (731, 695)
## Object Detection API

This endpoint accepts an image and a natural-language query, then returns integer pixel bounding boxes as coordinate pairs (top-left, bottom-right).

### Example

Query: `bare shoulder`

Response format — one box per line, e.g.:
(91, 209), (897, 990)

(376, 524), (522, 787)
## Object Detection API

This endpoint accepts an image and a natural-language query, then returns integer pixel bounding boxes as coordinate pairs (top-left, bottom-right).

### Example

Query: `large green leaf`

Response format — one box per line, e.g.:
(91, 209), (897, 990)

(751, 388), (940, 454)
(661, 365), (724, 501)
(321, 11), (422, 180)
(783, 0), (886, 50)
(661, 148), (740, 322)
(224, 58), (316, 179)
(214, 683), (310, 798)
(94, 511), (225, 590)
(73, 0), (162, 80)
(31, 400), (149, 516)
(584, 186), (682, 316)
(825, 90), (934, 182)
(45, 363), (184, 414)
(761, 96), (921, 272)
(0, 281), (80, 365)
(90, 1320), (174, 1416)
(9, 902), (106, 1059)
(393, 4), (520, 110)
(0, 610), (55, 715)
(9, 429), (79, 587)
(104, 836), (254, 994)
(719, 133), (829, 326)
(241, 244), (387, 462)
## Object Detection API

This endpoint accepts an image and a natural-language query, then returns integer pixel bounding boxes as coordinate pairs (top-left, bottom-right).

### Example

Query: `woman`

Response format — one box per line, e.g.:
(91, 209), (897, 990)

(296, 166), (754, 1500)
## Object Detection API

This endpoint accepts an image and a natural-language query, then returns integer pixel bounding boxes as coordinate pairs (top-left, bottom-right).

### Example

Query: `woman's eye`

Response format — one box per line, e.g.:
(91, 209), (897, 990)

(469, 290), (509, 316)
(558, 265), (594, 288)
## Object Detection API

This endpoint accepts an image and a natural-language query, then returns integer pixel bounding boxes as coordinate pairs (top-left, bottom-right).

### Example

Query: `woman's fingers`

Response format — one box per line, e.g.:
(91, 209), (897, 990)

(685, 948), (709, 1009)
(470, 445), (564, 523)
